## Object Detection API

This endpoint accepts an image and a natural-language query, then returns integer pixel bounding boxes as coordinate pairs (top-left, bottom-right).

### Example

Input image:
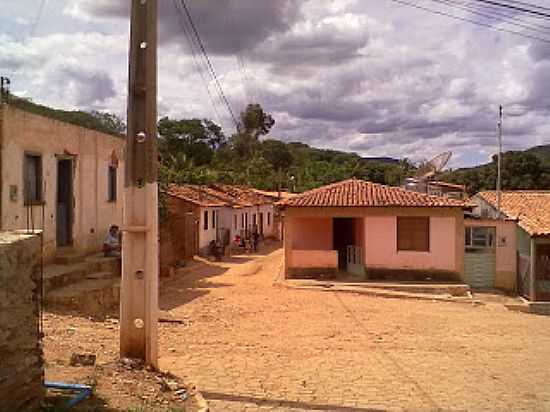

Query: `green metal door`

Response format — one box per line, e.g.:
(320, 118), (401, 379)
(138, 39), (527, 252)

(464, 252), (496, 288)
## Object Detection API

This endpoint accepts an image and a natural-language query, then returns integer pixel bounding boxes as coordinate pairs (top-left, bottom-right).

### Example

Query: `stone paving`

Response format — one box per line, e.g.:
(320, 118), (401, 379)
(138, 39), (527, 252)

(158, 242), (550, 411)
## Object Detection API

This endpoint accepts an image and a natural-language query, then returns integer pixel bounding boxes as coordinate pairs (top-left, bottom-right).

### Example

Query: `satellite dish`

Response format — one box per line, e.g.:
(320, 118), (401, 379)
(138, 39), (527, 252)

(415, 151), (452, 180)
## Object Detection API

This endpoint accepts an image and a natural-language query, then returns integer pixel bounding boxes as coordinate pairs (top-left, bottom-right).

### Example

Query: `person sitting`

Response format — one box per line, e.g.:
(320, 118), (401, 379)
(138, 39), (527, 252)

(103, 225), (121, 257)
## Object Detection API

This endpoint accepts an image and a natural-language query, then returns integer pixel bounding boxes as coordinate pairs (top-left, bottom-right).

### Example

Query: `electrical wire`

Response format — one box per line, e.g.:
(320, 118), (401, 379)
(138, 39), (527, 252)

(471, 0), (550, 19)
(502, 0), (550, 12)
(178, 0), (240, 129)
(389, 0), (550, 43)
(29, 0), (46, 37)
(172, 0), (223, 127)
(430, 0), (550, 33)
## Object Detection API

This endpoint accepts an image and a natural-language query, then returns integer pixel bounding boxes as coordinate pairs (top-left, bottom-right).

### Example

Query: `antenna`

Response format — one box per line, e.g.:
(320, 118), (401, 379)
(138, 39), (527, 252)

(415, 151), (452, 180)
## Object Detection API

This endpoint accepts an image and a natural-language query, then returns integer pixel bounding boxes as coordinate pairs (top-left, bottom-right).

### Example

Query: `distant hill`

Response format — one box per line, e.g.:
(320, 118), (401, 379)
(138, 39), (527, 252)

(525, 144), (550, 167)
(439, 144), (550, 194)
(362, 156), (400, 164)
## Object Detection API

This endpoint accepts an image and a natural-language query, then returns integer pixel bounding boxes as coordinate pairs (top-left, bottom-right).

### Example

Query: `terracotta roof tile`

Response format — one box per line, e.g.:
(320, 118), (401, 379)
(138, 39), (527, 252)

(281, 178), (471, 208)
(165, 184), (228, 207)
(477, 191), (550, 236)
(165, 183), (275, 209)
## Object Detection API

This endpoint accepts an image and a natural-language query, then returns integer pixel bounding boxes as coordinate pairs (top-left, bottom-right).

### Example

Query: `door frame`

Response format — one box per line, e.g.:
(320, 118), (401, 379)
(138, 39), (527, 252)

(56, 156), (74, 247)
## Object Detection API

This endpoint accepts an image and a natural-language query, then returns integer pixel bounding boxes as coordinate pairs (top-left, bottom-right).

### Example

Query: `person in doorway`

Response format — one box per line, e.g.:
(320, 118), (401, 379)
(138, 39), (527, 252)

(103, 225), (121, 257)
(252, 226), (260, 252)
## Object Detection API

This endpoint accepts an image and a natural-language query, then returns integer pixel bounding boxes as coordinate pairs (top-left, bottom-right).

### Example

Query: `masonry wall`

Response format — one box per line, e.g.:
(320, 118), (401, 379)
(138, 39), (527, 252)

(160, 196), (199, 276)
(0, 231), (44, 410)
(0, 105), (125, 261)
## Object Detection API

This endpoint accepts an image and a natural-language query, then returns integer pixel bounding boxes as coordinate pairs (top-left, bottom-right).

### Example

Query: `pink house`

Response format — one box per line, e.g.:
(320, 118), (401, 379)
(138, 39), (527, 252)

(279, 179), (472, 280)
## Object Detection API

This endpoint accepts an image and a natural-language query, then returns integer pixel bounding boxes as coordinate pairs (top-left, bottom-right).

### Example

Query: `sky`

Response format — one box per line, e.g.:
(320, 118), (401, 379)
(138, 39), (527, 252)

(2, 0), (550, 168)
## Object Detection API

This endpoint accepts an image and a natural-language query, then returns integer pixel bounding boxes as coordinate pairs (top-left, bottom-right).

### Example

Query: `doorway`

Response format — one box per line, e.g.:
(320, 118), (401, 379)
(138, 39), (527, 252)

(536, 244), (550, 301)
(259, 212), (264, 236)
(333, 218), (355, 270)
(56, 158), (73, 247)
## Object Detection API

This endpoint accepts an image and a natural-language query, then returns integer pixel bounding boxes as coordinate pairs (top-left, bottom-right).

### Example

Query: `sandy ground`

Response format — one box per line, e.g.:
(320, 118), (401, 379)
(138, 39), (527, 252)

(158, 242), (550, 411)
(43, 241), (550, 411)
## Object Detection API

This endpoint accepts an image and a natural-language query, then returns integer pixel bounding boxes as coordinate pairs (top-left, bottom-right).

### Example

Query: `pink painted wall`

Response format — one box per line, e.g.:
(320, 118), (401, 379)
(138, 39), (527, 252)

(290, 217), (333, 250)
(364, 216), (457, 272)
(291, 250), (338, 268)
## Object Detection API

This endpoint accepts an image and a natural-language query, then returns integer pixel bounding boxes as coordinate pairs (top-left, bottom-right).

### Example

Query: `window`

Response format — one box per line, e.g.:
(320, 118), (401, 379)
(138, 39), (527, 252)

(267, 212), (271, 226)
(211, 210), (216, 229)
(397, 216), (430, 252)
(465, 226), (495, 249)
(234, 214), (237, 230)
(241, 214), (245, 229)
(24, 154), (42, 204)
(245, 213), (248, 229)
(203, 210), (208, 230)
(253, 213), (257, 226)
(108, 166), (117, 202)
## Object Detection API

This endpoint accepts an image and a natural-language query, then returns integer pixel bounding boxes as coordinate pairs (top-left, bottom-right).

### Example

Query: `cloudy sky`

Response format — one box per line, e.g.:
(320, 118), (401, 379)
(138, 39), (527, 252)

(2, 0), (550, 167)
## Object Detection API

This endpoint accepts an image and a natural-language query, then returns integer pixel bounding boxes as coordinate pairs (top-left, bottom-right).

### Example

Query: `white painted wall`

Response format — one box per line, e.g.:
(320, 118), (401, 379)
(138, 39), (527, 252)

(198, 206), (221, 251)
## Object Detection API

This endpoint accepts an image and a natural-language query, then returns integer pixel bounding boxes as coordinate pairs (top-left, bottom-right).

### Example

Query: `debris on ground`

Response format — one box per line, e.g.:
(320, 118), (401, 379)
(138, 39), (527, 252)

(70, 353), (96, 367)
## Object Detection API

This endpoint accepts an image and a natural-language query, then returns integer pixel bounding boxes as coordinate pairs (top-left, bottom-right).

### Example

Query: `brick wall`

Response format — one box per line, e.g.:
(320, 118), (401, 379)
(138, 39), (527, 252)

(160, 196), (199, 276)
(0, 231), (44, 410)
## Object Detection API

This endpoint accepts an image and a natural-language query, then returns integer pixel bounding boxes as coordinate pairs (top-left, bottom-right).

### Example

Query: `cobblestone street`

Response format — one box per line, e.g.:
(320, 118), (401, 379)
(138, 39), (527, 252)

(158, 243), (550, 411)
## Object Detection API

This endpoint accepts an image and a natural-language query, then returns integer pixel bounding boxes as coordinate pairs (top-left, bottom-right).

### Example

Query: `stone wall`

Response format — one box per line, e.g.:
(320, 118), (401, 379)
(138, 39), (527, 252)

(0, 231), (44, 410)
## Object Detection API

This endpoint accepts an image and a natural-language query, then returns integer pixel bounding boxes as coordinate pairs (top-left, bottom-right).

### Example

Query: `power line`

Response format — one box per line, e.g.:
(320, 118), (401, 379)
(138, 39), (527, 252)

(178, 0), (239, 129)
(172, 0), (223, 126)
(472, 0), (550, 19)
(501, 0), (550, 12)
(430, 0), (550, 34)
(30, 0), (46, 37)
(389, 0), (550, 43)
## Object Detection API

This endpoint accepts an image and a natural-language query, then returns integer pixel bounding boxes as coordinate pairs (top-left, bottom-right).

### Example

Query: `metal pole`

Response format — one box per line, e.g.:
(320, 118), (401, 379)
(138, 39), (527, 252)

(120, 0), (159, 367)
(497, 105), (502, 219)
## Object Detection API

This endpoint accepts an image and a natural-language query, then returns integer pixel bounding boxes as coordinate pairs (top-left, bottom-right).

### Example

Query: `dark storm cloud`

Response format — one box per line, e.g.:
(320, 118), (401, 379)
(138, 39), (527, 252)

(251, 21), (369, 72)
(56, 67), (116, 106)
(528, 42), (550, 62)
(72, 0), (301, 55)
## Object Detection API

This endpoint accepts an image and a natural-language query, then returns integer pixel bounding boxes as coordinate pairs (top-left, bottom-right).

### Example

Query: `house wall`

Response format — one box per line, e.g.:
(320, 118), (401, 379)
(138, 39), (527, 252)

(227, 204), (275, 241)
(198, 206), (221, 253)
(290, 217), (333, 250)
(160, 196), (199, 275)
(0, 105), (125, 261)
(364, 216), (457, 272)
(465, 218), (517, 290)
(284, 207), (464, 278)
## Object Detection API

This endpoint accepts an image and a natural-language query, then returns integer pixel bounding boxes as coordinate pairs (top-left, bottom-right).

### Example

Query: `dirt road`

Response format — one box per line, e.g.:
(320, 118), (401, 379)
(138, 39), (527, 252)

(158, 243), (550, 411)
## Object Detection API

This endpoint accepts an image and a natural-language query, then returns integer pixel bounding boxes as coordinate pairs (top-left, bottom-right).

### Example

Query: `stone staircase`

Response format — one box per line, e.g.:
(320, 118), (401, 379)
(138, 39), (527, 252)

(44, 249), (121, 317)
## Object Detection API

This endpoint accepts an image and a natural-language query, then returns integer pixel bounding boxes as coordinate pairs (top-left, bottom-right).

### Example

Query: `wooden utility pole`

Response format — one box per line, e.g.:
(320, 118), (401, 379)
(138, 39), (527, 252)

(120, 0), (159, 367)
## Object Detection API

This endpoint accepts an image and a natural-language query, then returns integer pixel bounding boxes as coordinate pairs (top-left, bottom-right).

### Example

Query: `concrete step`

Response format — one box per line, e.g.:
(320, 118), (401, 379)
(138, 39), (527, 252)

(54, 248), (86, 265)
(43, 254), (121, 295)
(85, 254), (121, 277)
(85, 271), (113, 280)
(42, 261), (98, 294)
(46, 278), (121, 315)
(352, 282), (470, 297)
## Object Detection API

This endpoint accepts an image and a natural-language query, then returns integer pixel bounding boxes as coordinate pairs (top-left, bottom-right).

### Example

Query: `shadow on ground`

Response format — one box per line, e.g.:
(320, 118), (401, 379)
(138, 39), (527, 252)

(204, 391), (383, 412)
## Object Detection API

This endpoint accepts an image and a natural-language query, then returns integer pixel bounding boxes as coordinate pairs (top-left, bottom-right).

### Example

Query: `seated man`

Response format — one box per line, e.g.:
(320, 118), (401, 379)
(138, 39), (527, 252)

(103, 225), (121, 257)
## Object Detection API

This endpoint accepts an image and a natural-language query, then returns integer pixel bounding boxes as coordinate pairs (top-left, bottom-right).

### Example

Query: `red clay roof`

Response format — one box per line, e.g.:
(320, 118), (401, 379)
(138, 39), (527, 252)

(165, 183), (274, 208)
(166, 184), (228, 207)
(281, 178), (471, 208)
(476, 191), (550, 236)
